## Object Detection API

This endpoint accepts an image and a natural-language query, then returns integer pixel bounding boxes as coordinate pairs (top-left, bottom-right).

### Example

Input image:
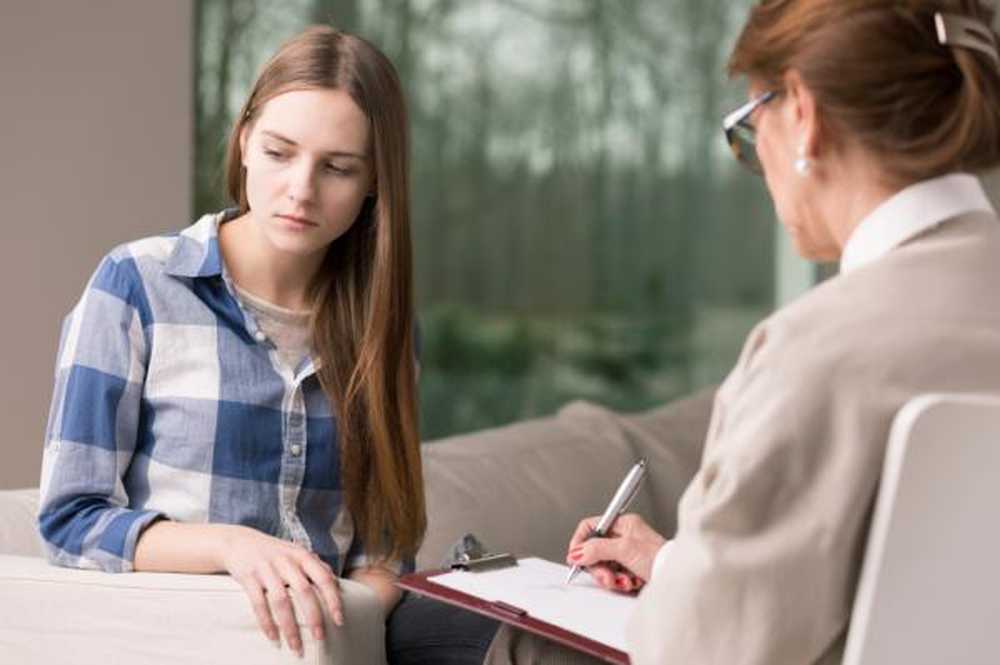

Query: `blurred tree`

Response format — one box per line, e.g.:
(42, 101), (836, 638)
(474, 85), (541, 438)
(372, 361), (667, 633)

(194, 0), (257, 215)
(312, 0), (361, 32)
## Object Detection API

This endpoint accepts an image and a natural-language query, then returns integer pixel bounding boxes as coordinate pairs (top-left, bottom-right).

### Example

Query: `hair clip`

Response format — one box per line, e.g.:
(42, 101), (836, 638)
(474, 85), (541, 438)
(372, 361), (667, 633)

(935, 12), (1000, 67)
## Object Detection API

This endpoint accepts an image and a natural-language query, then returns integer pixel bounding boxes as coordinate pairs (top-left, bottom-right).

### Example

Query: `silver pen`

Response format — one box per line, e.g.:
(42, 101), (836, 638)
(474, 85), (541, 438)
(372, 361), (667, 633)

(565, 458), (648, 585)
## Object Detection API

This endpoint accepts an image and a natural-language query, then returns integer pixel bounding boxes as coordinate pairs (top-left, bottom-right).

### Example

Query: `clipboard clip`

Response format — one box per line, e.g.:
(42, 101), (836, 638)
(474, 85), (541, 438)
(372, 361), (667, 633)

(444, 533), (519, 572)
(451, 551), (518, 572)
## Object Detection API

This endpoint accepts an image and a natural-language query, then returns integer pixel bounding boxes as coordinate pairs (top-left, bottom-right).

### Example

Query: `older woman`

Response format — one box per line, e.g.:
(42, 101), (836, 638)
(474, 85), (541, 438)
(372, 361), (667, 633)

(486, 0), (1000, 663)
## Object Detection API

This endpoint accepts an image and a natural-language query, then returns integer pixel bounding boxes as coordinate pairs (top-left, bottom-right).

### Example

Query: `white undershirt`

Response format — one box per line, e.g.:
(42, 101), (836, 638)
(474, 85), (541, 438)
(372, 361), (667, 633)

(232, 284), (313, 372)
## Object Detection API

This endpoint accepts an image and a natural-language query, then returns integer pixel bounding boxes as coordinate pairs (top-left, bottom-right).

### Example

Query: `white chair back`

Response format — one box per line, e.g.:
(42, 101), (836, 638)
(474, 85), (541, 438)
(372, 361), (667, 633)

(843, 393), (1000, 665)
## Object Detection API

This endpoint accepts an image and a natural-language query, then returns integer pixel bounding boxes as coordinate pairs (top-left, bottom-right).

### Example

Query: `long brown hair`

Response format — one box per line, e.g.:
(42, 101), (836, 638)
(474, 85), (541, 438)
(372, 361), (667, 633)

(728, 0), (1000, 185)
(224, 26), (424, 563)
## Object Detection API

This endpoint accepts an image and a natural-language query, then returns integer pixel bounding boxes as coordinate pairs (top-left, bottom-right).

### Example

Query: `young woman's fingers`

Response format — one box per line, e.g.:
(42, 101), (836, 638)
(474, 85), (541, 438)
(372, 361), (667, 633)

(300, 555), (343, 627)
(278, 559), (327, 642)
(235, 573), (280, 644)
(260, 566), (304, 656)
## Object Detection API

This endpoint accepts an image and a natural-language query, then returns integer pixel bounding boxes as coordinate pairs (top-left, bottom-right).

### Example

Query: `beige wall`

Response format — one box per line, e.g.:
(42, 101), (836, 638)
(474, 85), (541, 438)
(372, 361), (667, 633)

(0, 2), (193, 488)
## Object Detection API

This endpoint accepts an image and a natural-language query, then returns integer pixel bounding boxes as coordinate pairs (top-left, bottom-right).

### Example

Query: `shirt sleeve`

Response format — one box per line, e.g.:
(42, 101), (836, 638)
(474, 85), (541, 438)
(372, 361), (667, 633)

(650, 540), (672, 581)
(627, 326), (885, 665)
(38, 252), (164, 573)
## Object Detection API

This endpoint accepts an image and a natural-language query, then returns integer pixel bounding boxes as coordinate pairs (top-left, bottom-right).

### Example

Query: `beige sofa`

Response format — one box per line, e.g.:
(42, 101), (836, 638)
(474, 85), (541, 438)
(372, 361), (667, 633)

(0, 390), (713, 664)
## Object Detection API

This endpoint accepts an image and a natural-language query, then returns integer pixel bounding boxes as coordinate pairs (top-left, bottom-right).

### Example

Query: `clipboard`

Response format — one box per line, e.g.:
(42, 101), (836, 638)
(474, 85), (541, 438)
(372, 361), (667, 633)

(397, 564), (629, 664)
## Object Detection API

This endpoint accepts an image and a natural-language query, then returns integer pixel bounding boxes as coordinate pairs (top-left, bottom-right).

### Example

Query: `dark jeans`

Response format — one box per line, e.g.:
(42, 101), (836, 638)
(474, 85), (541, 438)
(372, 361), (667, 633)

(386, 592), (500, 665)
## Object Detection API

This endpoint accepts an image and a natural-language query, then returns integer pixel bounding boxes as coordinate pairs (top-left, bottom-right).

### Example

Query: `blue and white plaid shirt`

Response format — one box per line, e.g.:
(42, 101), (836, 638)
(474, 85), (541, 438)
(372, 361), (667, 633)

(39, 210), (411, 575)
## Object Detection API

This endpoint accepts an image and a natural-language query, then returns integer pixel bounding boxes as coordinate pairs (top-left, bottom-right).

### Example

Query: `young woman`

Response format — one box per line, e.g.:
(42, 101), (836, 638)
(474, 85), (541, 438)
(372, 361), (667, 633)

(38, 26), (497, 663)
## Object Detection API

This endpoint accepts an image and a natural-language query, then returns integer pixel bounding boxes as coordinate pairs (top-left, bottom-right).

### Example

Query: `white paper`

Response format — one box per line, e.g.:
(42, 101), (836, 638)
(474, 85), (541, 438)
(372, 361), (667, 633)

(431, 557), (636, 652)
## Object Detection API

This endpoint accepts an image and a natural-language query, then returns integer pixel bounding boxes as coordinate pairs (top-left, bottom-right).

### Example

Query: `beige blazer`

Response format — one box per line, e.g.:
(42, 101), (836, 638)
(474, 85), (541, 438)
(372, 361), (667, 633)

(627, 211), (1000, 665)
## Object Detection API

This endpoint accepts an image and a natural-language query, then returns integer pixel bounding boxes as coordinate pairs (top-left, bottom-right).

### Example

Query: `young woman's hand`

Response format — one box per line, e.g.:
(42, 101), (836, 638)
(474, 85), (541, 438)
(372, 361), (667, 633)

(219, 525), (342, 657)
(566, 513), (666, 593)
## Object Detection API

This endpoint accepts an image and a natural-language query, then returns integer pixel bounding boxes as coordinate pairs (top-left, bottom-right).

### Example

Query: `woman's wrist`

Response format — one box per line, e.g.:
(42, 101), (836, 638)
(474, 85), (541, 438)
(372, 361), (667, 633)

(135, 520), (238, 574)
(213, 523), (249, 571)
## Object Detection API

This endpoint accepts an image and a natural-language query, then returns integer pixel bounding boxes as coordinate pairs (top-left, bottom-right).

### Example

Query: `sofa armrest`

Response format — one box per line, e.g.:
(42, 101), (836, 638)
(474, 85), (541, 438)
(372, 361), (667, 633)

(0, 488), (42, 557)
(417, 388), (715, 570)
(0, 555), (387, 665)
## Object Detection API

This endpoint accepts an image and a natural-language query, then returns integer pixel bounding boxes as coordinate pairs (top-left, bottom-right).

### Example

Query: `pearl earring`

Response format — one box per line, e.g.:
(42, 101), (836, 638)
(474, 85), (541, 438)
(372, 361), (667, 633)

(794, 143), (811, 176)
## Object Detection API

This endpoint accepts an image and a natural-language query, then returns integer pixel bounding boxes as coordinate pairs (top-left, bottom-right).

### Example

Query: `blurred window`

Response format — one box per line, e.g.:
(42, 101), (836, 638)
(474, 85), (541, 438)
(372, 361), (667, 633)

(194, 0), (813, 440)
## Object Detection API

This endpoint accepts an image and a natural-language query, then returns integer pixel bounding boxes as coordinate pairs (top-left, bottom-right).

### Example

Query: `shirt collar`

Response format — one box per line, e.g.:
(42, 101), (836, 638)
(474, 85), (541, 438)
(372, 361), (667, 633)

(164, 209), (324, 375)
(164, 209), (240, 278)
(840, 173), (995, 274)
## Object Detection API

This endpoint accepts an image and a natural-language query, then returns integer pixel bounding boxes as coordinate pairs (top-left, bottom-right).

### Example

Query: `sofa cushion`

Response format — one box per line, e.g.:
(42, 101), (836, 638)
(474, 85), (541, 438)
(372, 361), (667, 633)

(0, 489), (42, 557)
(556, 387), (715, 540)
(418, 388), (714, 570)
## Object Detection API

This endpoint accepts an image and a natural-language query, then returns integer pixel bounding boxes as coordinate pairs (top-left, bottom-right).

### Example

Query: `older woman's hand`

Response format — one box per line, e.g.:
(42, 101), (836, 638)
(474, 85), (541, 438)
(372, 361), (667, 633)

(566, 513), (666, 593)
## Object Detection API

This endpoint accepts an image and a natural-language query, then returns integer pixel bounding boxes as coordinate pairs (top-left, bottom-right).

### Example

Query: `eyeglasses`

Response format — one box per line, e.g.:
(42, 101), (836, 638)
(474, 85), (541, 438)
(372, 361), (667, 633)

(722, 90), (778, 174)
